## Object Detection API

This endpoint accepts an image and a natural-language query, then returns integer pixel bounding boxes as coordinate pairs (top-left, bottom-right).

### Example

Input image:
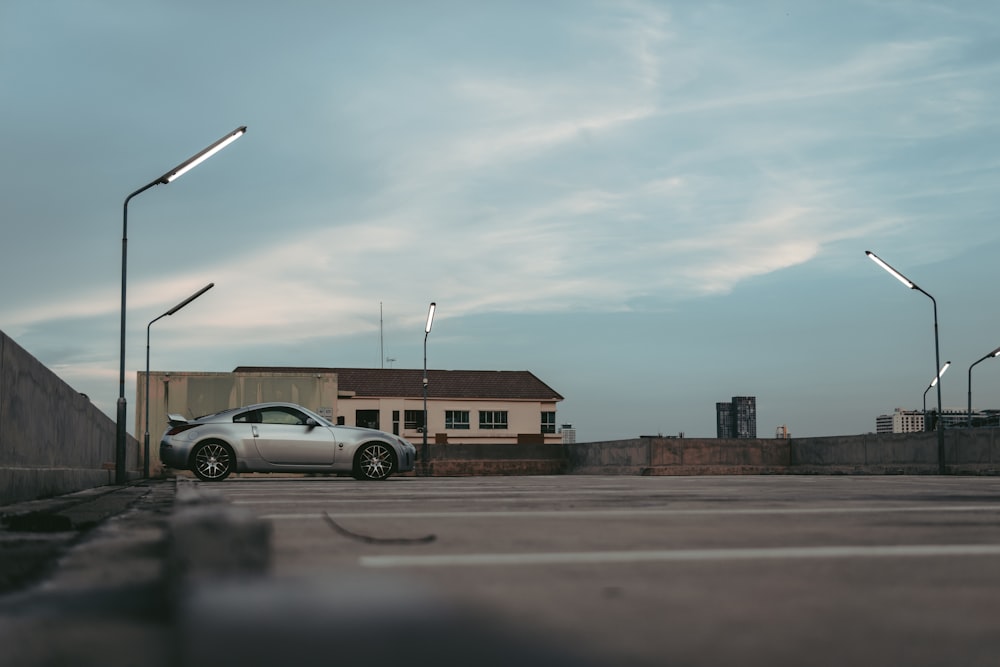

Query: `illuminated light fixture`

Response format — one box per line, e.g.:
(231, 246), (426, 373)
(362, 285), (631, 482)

(425, 302), (437, 334)
(930, 362), (950, 388)
(159, 126), (247, 183)
(865, 250), (914, 289)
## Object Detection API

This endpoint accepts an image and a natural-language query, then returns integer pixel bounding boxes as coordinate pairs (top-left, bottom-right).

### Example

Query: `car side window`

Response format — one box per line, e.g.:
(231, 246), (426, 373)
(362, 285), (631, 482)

(259, 407), (308, 425)
(233, 410), (261, 424)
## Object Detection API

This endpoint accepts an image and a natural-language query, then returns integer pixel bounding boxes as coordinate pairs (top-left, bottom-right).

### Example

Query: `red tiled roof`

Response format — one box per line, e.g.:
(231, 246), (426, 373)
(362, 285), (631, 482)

(232, 367), (563, 401)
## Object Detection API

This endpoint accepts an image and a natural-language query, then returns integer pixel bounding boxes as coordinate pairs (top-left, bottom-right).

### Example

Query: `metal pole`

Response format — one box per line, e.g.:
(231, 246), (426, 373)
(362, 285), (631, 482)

(422, 302), (436, 468)
(969, 363), (975, 428)
(145, 323), (152, 478)
(117, 182), (158, 484)
(115, 127), (244, 485)
(921, 290), (945, 474)
(423, 332), (428, 449)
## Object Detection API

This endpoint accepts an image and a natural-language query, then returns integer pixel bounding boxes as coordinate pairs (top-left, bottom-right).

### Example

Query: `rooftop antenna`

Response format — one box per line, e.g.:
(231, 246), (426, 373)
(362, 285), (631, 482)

(380, 302), (384, 368)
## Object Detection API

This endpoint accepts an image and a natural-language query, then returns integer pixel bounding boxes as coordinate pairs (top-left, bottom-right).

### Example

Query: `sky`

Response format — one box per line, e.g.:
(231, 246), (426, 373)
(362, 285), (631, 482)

(2, 1), (999, 441)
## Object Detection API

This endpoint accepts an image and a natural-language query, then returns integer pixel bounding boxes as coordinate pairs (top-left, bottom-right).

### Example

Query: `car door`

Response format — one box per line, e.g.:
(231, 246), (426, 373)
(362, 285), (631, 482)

(251, 406), (336, 465)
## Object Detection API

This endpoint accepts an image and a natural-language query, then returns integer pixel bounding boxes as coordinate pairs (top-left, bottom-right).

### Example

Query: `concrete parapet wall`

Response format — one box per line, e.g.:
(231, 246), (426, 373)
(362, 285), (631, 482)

(0, 330), (139, 504)
(417, 443), (567, 476)
(566, 437), (791, 475)
(567, 431), (1000, 476)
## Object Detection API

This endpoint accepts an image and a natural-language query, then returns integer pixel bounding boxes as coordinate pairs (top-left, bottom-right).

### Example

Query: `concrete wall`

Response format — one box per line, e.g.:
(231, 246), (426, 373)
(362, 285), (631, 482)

(566, 437), (791, 475)
(418, 443), (567, 476)
(1, 330), (139, 504)
(565, 431), (1000, 476)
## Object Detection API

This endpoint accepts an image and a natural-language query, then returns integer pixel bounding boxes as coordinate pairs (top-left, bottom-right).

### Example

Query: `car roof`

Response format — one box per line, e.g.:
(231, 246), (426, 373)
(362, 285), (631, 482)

(195, 402), (317, 421)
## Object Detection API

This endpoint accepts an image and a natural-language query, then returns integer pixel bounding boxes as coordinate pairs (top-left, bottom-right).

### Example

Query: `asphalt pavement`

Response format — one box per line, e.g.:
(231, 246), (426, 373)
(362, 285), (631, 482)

(3, 474), (1000, 667)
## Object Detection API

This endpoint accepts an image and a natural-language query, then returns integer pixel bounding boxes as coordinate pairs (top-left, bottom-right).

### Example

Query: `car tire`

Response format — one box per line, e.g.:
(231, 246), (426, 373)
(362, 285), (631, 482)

(191, 441), (234, 482)
(353, 442), (395, 481)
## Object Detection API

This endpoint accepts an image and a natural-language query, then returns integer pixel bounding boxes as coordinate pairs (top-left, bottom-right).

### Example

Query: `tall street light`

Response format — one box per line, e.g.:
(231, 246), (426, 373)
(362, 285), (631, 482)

(422, 302), (436, 455)
(144, 283), (215, 478)
(117, 127), (246, 484)
(968, 346), (1000, 427)
(922, 361), (950, 429)
(866, 250), (946, 473)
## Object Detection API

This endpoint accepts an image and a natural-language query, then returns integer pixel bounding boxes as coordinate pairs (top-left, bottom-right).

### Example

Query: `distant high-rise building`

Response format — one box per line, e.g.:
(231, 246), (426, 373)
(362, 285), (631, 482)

(716, 402), (733, 438)
(560, 424), (576, 444)
(716, 396), (756, 439)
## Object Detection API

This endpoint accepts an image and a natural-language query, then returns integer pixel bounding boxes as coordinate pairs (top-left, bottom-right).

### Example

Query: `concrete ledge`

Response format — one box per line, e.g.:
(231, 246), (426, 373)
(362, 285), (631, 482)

(421, 460), (567, 476)
(165, 478), (271, 601)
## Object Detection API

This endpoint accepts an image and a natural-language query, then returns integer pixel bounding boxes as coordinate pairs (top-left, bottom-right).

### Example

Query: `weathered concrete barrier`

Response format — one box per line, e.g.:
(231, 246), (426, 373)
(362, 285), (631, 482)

(566, 437), (790, 475)
(566, 430), (1000, 476)
(0, 329), (140, 504)
(416, 443), (567, 476)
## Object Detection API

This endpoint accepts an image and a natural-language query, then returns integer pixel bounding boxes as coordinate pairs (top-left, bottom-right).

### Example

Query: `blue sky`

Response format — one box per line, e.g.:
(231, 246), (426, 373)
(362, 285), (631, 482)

(2, 1), (999, 440)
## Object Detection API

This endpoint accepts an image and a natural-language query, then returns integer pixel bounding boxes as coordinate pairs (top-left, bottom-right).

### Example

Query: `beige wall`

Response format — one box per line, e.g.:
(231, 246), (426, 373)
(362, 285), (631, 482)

(136, 370), (339, 474)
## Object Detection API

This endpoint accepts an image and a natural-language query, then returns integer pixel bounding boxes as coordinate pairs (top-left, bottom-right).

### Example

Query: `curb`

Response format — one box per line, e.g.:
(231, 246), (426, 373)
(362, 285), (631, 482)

(165, 478), (271, 600)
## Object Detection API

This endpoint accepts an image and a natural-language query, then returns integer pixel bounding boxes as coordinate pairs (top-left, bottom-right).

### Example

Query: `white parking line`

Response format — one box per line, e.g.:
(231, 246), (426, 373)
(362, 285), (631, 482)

(260, 504), (1000, 521)
(360, 543), (1000, 568)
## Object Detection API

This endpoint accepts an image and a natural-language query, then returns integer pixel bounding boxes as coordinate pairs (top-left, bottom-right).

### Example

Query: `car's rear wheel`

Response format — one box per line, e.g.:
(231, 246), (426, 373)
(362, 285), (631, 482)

(353, 442), (395, 481)
(192, 441), (234, 481)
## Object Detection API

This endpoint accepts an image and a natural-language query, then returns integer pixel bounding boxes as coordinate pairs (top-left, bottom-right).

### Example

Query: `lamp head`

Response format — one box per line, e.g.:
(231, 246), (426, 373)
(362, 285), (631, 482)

(865, 250), (915, 289)
(425, 302), (436, 334)
(160, 126), (247, 184)
(930, 361), (951, 387)
(166, 283), (215, 316)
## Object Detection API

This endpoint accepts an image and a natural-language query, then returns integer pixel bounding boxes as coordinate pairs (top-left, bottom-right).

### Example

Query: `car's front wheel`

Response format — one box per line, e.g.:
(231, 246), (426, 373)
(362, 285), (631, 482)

(191, 441), (234, 481)
(353, 442), (395, 481)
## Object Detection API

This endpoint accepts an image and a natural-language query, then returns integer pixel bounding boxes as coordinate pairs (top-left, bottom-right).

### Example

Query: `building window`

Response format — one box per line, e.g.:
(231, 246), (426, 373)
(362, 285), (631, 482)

(355, 409), (379, 430)
(404, 410), (425, 431)
(541, 411), (556, 433)
(446, 410), (470, 429)
(479, 410), (508, 430)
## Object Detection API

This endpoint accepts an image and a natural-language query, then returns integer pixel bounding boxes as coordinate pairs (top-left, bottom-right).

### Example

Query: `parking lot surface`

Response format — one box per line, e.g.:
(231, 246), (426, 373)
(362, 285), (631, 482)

(211, 475), (1000, 666)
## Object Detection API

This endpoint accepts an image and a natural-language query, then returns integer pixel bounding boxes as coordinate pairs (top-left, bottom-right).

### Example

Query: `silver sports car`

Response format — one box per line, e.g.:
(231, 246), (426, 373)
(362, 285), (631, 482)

(159, 402), (416, 481)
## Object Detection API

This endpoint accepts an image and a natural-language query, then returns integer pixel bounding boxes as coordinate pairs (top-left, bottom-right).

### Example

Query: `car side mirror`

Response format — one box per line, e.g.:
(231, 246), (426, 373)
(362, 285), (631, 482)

(305, 418), (319, 429)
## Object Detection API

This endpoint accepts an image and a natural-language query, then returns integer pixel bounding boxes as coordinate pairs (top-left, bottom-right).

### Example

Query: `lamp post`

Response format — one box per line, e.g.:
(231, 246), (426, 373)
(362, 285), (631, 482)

(144, 283), (215, 478)
(922, 361), (950, 431)
(422, 302), (436, 455)
(117, 126), (246, 484)
(968, 346), (1000, 427)
(866, 250), (946, 473)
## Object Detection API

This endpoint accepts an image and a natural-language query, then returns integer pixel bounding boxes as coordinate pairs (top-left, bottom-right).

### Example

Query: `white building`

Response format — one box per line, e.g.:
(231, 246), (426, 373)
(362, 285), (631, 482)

(875, 408), (924, 434)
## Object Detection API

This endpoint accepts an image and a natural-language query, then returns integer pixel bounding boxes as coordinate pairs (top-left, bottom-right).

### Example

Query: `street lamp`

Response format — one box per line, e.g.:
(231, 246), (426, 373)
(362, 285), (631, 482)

(866, 250), (946, 473)
(968, 346), (1000, 427)
(423, 302), (436, 452)
(922, 361), (950, 430)
(117, 126), (246, 484)
(144, 283), (215, 478)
